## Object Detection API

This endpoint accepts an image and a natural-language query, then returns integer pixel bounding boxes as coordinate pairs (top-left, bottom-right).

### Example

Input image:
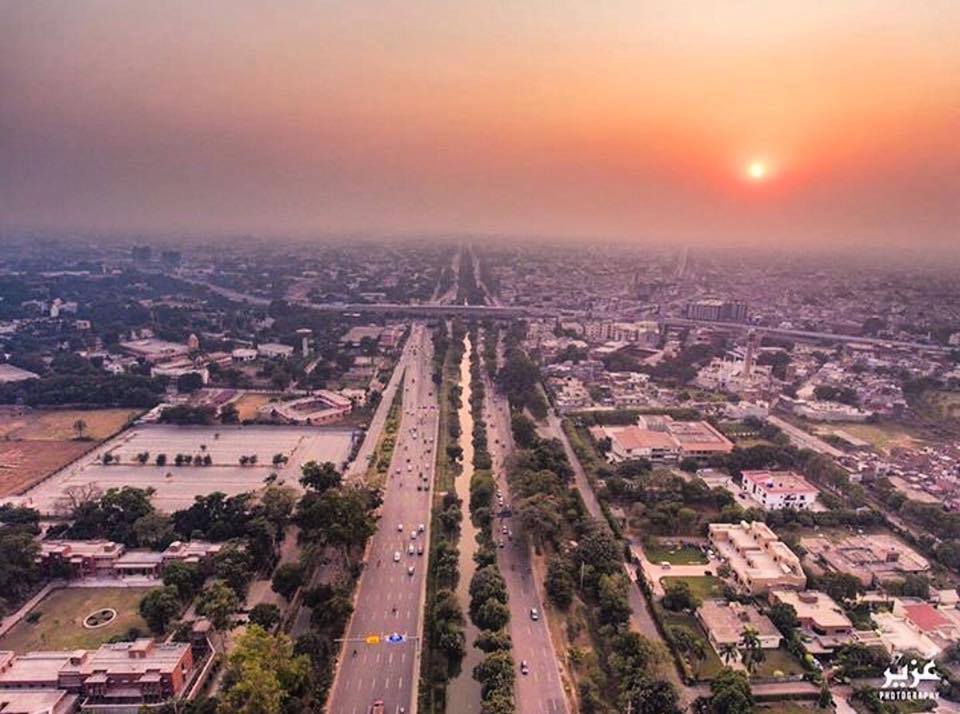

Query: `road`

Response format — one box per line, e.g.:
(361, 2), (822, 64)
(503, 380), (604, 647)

(541, 409), (701, 706)
(766, 415), (844, 458)
(485, 378), (570, 714)
(327, 323), (439, 714)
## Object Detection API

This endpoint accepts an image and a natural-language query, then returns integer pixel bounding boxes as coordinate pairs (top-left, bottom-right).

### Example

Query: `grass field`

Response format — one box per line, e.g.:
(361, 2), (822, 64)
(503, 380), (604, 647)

(0, 408), (140, 441)
(754, 645), (805, 678)
(826, 421), (924, 454)
(644, 541), (708, 565)
(660, 575), (723, 600)
(0, 587), (155, 653)
(0, 408), (141, 496)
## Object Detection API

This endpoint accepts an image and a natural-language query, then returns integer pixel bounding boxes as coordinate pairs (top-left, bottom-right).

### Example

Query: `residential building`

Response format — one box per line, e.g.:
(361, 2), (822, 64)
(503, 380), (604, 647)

(697, 600), (781, 654)
(39, 541), (125, 578)
(800, 534), (930, 587)
(768, 589), (854, 654)
(708, 521), (806, 594)
(742, 470), (819, 510)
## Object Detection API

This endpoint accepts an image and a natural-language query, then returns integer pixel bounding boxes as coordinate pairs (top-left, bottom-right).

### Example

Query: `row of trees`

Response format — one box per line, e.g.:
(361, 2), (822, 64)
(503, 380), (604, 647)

(467, 326), (516, 714)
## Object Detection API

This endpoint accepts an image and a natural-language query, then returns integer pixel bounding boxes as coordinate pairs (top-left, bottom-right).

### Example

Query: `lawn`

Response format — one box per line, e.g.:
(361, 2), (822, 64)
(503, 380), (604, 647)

(644, 541), (708, 565)
(658, 608), (726, 680)
(660, 575), (723, 600)
(753, 645), (805, 678)
(0, 587), (155, 653)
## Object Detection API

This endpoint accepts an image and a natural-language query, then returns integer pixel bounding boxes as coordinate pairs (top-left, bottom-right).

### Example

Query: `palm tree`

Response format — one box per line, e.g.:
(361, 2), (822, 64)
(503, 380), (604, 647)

(719, 642), (739, 665)
(738, 626), (765, 674)
(73, 418), (87, 440)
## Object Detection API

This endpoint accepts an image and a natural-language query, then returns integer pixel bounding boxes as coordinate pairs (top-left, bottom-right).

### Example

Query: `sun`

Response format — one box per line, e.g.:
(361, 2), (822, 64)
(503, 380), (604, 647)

(747, 161), (768, 181)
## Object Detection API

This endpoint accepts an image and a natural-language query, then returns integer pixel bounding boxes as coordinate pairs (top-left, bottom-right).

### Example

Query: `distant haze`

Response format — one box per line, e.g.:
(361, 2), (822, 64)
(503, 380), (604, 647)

(2, 1), (958, 252)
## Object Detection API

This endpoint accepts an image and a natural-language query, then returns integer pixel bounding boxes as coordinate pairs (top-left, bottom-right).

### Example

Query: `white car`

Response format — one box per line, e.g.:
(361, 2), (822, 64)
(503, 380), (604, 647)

(418, 523), (425, 532)
(408, 544), (415, 555)
(393, 550), (401, 562)
(410, 531), (417, 540)
(407, 565), (415, 576)
(397, 523), (404, 532)
(530, 607), (539, 621)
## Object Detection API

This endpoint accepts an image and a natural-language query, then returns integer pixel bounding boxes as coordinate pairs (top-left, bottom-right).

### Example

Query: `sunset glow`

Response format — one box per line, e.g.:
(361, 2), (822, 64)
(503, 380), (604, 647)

(1, 1), (958, 250)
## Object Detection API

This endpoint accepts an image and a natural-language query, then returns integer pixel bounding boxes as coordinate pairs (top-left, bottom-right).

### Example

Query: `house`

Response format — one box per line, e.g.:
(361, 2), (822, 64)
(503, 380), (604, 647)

(708, 522), (806, 595)
(697, 600), (781, 654)
(118, 339), (190, 364)
(742, 470), (819, 510)
(769, 589), (855, 654)
(800, 534), (930, 587)
(39, 541), (125, 578)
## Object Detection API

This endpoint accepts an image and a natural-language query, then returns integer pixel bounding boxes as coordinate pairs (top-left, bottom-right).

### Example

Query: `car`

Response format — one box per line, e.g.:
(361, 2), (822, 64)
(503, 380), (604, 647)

(417, 484), (423, 491)
(408, 544), (415, 555)
(498, 540), (505, 548)
(370, 699), (385, 714)
(520, 661), (529, 676)
(530, 607), (539, 621)
(417, 544), (424, 555)
(411, 531), (417, 540)
(407, 565), (415, 576)
(418, 523), (425, 532)
(393, 550), (401, 562)
(501, 525), (508, 534)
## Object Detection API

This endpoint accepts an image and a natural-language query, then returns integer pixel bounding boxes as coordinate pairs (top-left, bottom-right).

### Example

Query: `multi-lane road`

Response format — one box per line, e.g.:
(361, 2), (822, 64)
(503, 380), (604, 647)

(327, 323), (439, 714)
(485, 373), (570, 714)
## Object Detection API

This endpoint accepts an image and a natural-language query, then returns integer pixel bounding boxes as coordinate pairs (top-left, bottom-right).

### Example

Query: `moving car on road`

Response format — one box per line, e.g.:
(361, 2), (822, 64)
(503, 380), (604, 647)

(530, 607), (539, 621)
(520, 660), (529, 676)
(393, 550), (401, 562)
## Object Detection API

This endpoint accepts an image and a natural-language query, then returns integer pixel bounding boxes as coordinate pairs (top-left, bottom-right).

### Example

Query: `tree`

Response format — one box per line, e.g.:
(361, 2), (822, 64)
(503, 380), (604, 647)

(218, 625), (309, 714)
(767, 602), (798, 636)
(260, 486), (297, 531)
(622, 677), (681, 714)
(670, 626), (707, 677)
(718, 642), (738, 665)
(73, 418), (88, 440)
(132, 511), (172, 548)
(177, 372), (204, 394)
(271, 563), (304, 600)
(662, 580), (700, 612)
(475, 629), (512, 653)
(679, 457), (700, 474)
(196, 580), (240, 631)
(510, 412), (537, 448)
(213, 545), (255, 597)
(475, 598), (510, 631)
(710, 668), (753, 714)
(545, 555), (575, 609)
(163, 561), (203, 601)
(139, 586), (182, 634)
(249, 603), (281, 630)
(738, 627), (765, 674)
(473, 650), (515, 701)
(298, 461), (342, 493)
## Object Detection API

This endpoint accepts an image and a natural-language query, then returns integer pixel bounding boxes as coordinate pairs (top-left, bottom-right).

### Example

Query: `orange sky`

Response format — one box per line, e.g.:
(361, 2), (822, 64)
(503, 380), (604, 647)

(2, 1), (958, 250)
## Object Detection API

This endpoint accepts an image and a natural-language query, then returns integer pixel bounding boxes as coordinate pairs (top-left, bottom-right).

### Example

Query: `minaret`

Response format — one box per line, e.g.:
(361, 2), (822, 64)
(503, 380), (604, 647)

(743, 330), (758, 378)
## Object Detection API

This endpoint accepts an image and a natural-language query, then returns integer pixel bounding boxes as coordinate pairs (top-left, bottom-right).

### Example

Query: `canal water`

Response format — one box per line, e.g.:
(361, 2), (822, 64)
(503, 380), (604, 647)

(446, 333), (483, 712)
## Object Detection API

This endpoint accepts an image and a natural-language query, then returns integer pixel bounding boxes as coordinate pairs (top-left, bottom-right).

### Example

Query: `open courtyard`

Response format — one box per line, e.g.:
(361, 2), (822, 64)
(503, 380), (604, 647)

(9, 424), (355, 513)
(0, 587), (154, 653)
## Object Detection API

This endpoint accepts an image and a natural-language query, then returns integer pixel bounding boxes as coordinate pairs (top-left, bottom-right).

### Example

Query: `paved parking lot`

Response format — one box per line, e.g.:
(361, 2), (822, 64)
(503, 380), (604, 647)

(11, 424), (354, 514)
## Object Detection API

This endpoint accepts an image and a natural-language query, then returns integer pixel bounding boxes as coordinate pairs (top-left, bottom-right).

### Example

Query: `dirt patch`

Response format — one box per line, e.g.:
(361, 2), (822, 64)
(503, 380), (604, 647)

(0, 440), (91, 496)
(0, 408), (139, 441)
(233, 393), (276, 422)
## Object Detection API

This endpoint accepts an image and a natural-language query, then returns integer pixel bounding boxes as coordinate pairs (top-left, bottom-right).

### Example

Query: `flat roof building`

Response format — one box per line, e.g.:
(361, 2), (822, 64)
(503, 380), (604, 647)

(709, 521), (805, 595)
(769, 589), (855, 654)
(800, 534), (930, 587)
(697, 600), (781, 653)
(118, 339), (190, 363)
(742, 470), (819, 511)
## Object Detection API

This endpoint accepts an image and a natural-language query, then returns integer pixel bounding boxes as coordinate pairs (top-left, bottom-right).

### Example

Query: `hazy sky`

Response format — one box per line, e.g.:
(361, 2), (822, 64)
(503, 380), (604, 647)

(2, 1), (958, 250)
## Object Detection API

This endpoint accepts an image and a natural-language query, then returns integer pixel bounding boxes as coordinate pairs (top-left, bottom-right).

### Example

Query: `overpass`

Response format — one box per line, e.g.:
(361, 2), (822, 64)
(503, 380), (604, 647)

(183, 275), (527, 317)
(662, 317), (951, 354)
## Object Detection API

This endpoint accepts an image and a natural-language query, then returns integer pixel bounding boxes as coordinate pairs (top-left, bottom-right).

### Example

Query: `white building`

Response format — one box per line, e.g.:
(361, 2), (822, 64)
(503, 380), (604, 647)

(742, 470), (819, 510)
(258, 343), (295, 360)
